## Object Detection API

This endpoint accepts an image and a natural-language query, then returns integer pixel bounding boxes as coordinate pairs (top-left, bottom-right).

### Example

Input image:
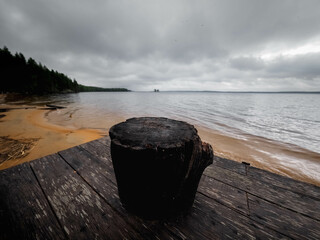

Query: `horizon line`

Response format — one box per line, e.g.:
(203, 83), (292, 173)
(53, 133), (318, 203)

(132, 90), (320, 94)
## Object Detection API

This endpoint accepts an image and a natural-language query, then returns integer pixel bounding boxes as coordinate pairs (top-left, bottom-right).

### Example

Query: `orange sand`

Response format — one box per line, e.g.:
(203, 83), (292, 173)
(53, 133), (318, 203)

(0, 107), (103, 169)
(198, 126), (320, 186)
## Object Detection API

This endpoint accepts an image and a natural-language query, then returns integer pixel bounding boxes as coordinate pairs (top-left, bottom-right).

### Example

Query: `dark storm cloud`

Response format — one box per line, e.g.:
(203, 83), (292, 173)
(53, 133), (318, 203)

(1, 0), (320, 91)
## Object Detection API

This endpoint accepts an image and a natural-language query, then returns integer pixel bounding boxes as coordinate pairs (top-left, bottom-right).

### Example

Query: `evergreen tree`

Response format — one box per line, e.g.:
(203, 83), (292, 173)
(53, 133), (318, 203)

(0, 46), (130, 94)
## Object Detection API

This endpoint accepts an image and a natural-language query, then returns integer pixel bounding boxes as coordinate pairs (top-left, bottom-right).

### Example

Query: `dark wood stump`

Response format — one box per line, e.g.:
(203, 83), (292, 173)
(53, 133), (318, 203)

(109, 117), (213, 218)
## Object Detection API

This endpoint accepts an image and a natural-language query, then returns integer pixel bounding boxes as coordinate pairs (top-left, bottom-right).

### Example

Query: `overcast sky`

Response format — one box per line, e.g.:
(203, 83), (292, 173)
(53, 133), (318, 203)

(1, 0), (320, 91)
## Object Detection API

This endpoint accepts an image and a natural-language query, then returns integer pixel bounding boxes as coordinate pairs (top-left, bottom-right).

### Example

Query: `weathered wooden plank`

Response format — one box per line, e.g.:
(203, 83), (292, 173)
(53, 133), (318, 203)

(59, 146), (118, 208)
(87, 139), (288, 238)
(165, 193), (289, 240)
(81, 139), (258, 239)
(248, 165), (320, 200)
(0, 162), (66, 240)
(211, 155), (320, 200)
(90, 138), (250, 216)
(2, 135), (318, 239)
(211, 156), (247, 175)
(74, 142), (116, 184)
(204, 165), (320, 221)
(81, 139), (114, 171)
(84, 137), (110, 153)
(83, 137), (113, 165)
(87, 137), (320, 239)
(59, 145), (181, 240)
(248, 194), (320, 240)
(198, 174), (249, 215)
(30, 154), (143, 240)
(95, 136), (110, 147)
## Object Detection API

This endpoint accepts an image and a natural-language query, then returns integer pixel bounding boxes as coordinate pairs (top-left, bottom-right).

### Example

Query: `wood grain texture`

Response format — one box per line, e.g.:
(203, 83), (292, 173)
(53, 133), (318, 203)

(1, 137), (319, 239)
(165, 193), (289, 240)
(247, 164), (320, 200)
(248, 194), (320, 240)
(212, 155), (320, 200)
(204, 164), (320, 221)
(198, 175), (249, 215)
(30, 154), (143, 240)
(211, 156), (247, 175)
(59, 145), (180, 240)
(0, 162), (65, 240)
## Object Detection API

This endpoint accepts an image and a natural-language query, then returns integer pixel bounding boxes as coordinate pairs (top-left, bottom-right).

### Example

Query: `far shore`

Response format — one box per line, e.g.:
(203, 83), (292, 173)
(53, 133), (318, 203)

(0, 103), (320, 187)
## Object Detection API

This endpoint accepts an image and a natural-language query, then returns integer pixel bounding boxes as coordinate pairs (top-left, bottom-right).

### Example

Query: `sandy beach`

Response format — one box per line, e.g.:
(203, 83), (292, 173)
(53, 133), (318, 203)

(0, 106), (103, 169)
(1, 103), (320, 187)
(198, 127), (320, 186)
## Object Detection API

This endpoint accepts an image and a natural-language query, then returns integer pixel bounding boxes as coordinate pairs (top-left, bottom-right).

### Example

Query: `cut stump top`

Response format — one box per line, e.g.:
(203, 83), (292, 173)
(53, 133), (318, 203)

(109, 117), (199, 149)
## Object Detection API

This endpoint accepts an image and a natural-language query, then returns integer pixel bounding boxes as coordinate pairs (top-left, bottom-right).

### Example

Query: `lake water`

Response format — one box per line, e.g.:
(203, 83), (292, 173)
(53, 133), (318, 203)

(16, 92), (318, 153)
(2, 92), (320, 184)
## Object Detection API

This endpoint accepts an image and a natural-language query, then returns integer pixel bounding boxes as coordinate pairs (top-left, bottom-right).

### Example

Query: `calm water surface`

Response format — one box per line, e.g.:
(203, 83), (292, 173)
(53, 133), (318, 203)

(4, 92), (320, 154)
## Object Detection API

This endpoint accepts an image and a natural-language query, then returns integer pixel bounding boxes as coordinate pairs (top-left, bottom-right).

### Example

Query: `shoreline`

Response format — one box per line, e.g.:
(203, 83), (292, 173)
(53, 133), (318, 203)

(197, 126), (320, 186)
(0, 105), (320, 187)
(0, 106), (103, 169)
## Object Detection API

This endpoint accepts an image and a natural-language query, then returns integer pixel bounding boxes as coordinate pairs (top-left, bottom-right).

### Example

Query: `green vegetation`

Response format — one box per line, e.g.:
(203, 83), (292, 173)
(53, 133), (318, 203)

(0, 46), (130, 94)
(78, 85), (129, 92)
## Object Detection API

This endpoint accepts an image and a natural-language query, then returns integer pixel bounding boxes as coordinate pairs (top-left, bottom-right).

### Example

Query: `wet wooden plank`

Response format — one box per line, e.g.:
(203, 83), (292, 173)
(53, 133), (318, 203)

(0, 162), (66, 240)
(248, 194), (320, 240)
(72, 142), (116, 184)
(83, 137), (113, 165)
(198, 175), (249, 215)
(247, 165), (320, 200)
(59, 145), (181, 240)
(30, 154), (143, 240)
(80, 138), (114, 171)
(211, 156), (247, 175)
(165, 193), (289, 240)
(79, 140), (290, 239)
(2, 137), (319, 239)
(204, 165), (320, 221)
(95, 136), (110, 146)
(59, 146), (118, 208)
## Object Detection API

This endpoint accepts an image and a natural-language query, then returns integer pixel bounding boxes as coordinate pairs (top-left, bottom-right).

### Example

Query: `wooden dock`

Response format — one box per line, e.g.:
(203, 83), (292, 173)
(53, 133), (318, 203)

(0, 137), (320, 239)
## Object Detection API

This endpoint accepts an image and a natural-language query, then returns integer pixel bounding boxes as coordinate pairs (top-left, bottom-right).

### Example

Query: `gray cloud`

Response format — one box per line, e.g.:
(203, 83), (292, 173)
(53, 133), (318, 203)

(229, 57), (265, 71)
(266, 53), (320, 79)
(1, 0), (320, 91)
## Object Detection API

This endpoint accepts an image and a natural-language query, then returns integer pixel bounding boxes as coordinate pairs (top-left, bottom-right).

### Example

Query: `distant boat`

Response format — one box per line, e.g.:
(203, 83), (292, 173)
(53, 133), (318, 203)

(154, 89), (160, 92)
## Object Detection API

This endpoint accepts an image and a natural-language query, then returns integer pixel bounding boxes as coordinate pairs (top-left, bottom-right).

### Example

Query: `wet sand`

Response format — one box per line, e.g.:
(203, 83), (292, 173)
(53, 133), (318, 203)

(198, 127), (320, 186)
(0, 106), (103, 169)
(1, 105), (320, 187)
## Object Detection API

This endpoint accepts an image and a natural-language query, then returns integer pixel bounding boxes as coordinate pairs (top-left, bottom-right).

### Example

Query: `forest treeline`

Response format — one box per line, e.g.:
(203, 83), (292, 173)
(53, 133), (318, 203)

(0, 46), (130, 94)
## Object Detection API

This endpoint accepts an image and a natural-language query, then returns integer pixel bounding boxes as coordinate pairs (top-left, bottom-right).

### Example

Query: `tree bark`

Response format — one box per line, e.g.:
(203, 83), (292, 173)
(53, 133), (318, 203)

(109, 117), (213, 218)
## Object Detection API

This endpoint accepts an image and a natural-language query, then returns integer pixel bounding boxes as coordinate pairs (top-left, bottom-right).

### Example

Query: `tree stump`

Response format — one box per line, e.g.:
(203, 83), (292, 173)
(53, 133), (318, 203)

(109, 117), (213, 218)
